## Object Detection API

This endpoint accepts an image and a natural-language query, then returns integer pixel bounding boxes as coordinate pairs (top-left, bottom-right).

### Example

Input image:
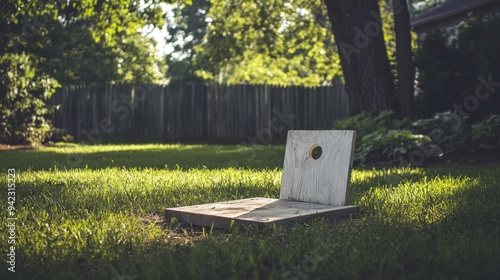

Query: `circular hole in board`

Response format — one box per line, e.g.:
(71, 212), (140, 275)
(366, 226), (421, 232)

(309, 144), (322, 160)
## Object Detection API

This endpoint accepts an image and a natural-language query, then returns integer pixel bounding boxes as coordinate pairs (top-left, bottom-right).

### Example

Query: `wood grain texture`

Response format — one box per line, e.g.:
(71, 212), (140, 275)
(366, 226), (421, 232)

(165, 197), (358, 229)
(164, 130), (357, 228)
(279, 130), (356, 206)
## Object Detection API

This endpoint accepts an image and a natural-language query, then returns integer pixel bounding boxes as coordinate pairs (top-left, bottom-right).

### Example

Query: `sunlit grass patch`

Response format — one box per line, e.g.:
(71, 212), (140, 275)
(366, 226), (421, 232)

(0, 143), (285, 171)
(0, 144), (499, 279)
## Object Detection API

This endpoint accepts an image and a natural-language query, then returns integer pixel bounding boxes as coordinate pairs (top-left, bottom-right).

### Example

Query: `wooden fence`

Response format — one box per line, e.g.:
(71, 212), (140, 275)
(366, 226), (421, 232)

(50, 83), (349, 143)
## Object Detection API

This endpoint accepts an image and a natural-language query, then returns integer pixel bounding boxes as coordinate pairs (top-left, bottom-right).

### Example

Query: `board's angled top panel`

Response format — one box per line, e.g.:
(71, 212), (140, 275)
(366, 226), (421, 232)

(279, 130), (356, 205)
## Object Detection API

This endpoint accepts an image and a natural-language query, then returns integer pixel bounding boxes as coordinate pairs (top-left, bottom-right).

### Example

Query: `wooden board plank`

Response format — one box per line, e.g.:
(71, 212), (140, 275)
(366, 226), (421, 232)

(280, 130), (356, 206)
(165, 197), (358, 229)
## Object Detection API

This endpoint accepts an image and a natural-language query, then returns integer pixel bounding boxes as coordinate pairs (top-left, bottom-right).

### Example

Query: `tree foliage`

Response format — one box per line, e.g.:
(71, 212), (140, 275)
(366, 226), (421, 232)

(1, 0), (167, 85)
(0, 0), (168, 143)
(0, 53), (60, 144)
(165, 0), (210, 82)
(409, 0), (444, 17)
(171, 0), (341, 86)
(167, 0), (416, 112)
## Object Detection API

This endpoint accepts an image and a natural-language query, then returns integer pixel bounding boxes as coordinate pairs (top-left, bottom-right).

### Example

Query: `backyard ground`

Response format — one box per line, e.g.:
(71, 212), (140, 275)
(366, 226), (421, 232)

(1, 143), (499, 279)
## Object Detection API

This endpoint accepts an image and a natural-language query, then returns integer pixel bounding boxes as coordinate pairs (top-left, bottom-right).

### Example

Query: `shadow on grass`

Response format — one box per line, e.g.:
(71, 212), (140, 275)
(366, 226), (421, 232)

(4, 164), (499, 279)
(420, 172), (500, 279)
(338, 166), (500, 279)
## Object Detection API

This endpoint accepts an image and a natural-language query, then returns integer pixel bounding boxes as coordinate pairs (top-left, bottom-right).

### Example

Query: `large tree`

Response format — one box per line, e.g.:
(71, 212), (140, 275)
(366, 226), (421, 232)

(172, 0), (416, 114)
(393, 0), (416, 117)
(324, 0), (396, 115)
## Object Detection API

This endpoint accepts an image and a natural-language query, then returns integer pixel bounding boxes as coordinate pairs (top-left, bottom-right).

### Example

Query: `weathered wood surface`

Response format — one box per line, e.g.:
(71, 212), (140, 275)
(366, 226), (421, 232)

(279, 130), (356, 206)
(164, 130), (358, 229)
(165, 197), (358, 229)
(50, 83), (348, 143)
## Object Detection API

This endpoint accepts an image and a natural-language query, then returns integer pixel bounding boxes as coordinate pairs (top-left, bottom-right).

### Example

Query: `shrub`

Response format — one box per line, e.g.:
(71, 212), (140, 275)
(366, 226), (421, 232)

(471, 115), (500, 150)
(409, 111), (468, 153)
(333, 110), (496, 164)
(333, 111), (431, 163)
(46, 127), (75, 144)
(355, 129), (431, 163)
(0, 53), (60, 145)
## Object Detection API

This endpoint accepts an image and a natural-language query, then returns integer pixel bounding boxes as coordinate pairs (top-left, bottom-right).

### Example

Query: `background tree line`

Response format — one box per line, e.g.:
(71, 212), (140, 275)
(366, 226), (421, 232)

(1, 0), (498, 145)
(1, 0), (167, 144)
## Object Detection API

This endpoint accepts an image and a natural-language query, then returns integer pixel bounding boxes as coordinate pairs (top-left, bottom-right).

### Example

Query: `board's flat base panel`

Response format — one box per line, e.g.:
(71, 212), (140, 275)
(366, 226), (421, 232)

(165, 197), (358, 229)
(165, 130), (358, 229)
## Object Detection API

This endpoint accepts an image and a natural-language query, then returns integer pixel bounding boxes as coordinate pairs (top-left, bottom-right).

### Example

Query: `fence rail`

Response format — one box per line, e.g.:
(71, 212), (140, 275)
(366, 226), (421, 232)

(50, 83), (349, 143)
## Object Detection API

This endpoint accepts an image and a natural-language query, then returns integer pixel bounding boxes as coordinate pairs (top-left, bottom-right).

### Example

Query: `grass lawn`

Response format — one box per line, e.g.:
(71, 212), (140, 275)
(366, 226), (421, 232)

(1, 144), (499, 279)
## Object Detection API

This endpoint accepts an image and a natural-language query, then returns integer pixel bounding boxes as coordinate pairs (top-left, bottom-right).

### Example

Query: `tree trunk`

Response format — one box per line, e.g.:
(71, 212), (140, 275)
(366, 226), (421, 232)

(393, 0), (416, 117)
(324, 0), (395, 115)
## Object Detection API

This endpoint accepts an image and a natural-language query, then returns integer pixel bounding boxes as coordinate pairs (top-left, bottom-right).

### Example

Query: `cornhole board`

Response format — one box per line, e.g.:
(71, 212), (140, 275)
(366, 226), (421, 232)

(165, 130), (358, 229)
